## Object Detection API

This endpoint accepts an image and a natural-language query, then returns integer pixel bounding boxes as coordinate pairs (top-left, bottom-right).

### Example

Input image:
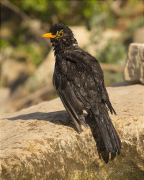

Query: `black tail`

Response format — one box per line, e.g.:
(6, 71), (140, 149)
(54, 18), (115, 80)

(92, 104), (121, 159)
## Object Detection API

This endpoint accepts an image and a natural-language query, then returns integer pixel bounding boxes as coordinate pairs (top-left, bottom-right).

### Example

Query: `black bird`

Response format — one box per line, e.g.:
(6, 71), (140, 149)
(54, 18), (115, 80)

(43, 23), (121, 159)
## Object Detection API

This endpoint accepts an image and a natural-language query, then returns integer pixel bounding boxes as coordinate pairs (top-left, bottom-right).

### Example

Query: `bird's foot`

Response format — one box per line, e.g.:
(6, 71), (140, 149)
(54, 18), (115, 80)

(59, 116), (71, 125)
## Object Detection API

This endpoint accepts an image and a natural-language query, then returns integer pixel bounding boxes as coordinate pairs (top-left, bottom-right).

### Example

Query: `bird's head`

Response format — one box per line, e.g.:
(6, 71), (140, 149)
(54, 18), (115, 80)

(42, 24), (77, 53)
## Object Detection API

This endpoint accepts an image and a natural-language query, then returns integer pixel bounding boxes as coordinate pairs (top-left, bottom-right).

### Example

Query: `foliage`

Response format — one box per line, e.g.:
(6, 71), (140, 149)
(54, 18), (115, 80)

(9, 0), (48, 12)
(16, 44), (42, 66)
(0, 39), (10, 48)
(127, 16), (143, 33)
(2, 0), (143, 86)
(96, 40), (126, 65)
(7, 0), (113, 26)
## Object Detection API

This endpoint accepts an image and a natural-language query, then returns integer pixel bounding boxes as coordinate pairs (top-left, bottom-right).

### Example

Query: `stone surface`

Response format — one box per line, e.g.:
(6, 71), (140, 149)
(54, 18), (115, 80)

(23, 49), (55, 91)
(2, 59), (35, 89)
(0, 84), (144, 180)
(0, 88), (10, 114)
(124, 43), (144, 84)
(70, 26), (90, 48)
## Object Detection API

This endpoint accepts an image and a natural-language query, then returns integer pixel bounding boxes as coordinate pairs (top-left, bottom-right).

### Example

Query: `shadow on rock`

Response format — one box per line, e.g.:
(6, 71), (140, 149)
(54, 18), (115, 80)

(6, 111), (67, 122)
(6, 110), (79, 132)
(6, 110), (111, 163)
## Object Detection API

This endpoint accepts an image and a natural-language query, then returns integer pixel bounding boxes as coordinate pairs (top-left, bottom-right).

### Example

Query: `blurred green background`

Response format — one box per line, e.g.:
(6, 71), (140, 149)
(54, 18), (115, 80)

(1, 0), (143, 113)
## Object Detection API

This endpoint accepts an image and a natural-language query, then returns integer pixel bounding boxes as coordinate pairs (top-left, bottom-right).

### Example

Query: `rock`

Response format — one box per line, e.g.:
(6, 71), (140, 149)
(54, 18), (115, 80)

(0, 88), (10, 114)
(9, 85), (55, 113)
(70, 26), (90, 48)
(2, 59), (35, 90)
(124, 43), (144, 84)
(1, 84), (144, 180)
(23, 49), (55, 91)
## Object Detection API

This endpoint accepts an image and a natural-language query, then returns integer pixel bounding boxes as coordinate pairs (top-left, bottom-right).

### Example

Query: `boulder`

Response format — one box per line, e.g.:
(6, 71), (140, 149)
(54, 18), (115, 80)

(2, 59), (35, 90)
(124, 43), (144, 84)
(70, 26), (90, 48)
(0, 84), (144, 180)
(0, 88), (10, 114)
(22, 49), (55, 91)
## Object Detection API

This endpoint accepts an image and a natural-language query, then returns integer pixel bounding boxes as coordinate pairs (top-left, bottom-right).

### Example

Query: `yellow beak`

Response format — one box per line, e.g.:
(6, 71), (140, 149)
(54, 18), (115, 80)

(42, 33), (56, 38)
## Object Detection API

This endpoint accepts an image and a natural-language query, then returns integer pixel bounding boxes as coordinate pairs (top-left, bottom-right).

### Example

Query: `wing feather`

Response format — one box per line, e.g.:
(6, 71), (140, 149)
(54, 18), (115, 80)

(53, 49), (121, 155)
(63, 49), (121, 154)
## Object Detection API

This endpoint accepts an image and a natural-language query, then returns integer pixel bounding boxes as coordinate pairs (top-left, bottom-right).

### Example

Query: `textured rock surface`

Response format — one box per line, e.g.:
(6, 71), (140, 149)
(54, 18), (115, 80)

(124, 43), (144, 84)
(0, 84), (144, 180)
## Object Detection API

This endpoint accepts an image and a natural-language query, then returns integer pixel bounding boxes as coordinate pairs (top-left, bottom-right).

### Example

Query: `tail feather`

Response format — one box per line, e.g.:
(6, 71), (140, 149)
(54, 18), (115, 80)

(102, 107), (121, 153)
(92, 104), (121, 156)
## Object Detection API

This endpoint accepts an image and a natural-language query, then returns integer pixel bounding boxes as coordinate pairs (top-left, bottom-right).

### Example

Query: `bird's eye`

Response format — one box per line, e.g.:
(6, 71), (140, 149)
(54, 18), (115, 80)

(59, 31), (63, 37)
(56, 31), (63, 38)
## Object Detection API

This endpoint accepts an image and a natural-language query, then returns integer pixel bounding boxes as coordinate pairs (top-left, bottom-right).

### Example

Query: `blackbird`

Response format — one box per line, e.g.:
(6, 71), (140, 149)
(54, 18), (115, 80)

(43, 23), (121, 158)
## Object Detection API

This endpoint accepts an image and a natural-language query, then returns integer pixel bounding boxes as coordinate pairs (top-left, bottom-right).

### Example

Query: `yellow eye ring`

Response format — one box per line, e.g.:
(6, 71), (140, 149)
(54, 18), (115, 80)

(56, 30), (63, 37)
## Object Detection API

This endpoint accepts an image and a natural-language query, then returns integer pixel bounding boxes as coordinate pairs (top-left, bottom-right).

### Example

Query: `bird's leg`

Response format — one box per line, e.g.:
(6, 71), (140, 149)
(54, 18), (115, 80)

(59, 115), (71, 125)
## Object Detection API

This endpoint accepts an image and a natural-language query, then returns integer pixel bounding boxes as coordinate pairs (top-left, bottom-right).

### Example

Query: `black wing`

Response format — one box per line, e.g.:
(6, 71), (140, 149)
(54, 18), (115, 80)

(53, 48), (121, 154)
(63, 49), (116, 114)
